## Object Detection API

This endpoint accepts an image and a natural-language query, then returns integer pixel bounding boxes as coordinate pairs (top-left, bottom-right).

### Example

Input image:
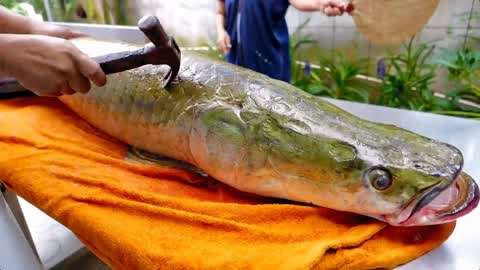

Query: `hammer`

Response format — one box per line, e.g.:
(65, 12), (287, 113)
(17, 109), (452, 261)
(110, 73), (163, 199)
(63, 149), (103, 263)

(0, 15), (181, 94)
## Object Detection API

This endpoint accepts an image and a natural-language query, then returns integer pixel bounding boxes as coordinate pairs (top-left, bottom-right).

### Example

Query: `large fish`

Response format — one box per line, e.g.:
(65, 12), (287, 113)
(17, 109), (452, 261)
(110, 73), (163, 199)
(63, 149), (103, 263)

(60, 38), (479, 226)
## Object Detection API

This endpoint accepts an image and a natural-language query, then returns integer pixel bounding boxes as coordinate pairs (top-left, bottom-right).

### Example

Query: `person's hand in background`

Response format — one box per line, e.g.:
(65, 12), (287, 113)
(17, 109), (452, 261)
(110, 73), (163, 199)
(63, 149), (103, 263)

(290, 0), (348, 16)
(216, 0), (232, 54)
(0, 34), (106, 96)
(318, 0), (347, 16)
(217, 29), (231, 54)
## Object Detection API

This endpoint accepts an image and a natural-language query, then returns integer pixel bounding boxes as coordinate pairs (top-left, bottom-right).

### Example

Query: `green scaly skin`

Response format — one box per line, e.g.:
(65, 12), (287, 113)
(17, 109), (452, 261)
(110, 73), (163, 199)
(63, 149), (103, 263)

(60, 39), (478, 226)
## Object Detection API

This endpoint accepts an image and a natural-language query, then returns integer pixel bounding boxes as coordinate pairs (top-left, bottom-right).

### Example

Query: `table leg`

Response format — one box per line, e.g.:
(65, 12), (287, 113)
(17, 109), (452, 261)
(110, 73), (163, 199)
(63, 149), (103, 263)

(0, 185), (44, 270)
(3, 188), (42, 261)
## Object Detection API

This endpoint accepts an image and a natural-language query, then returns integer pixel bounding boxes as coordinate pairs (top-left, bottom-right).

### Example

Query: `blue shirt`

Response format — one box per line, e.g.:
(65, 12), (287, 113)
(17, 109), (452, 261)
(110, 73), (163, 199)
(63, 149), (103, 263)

(222, 0), (291, 82)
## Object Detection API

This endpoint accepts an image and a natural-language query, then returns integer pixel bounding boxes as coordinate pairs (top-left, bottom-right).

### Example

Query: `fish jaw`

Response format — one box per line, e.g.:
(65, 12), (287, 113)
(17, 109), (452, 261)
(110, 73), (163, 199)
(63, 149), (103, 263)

(385, 172), (479, 226)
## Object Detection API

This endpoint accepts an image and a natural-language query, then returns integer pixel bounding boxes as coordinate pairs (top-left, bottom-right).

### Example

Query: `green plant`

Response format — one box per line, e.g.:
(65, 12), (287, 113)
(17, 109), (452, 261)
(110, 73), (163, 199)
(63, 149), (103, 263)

(377, 39), (448, 111)
(289, 19), (372, 103)
(433, 47), (480, 115)
(291, 62), (325, 95)
(112, 0), (127, 25)
(431, 110), (480, 119)
(456, 6), (480, 48)
(289, 18), (317, 85)
(51, 0), (129, 25)
(291, 52), (372, 103)
(435, 47), (480, 82)
(286, 15), (480, 119)
(51, 0), (77, 21)
(1, 0), (46, 18)
(0, 0), (18, 8)
(309, 52), (371, 102)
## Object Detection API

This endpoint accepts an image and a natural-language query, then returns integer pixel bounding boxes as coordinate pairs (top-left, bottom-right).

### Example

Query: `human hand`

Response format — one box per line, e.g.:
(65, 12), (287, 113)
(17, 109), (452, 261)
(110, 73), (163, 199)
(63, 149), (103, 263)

(318, 0), (347, 16)
(217, 29), (231, 54)
(30, 22), (87, 40)
(0, 34), (106, 96)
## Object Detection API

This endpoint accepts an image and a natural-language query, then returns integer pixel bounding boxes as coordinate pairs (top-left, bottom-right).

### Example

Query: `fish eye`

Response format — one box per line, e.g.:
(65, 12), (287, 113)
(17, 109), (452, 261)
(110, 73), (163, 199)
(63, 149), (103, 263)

(366, 167), (393, 191)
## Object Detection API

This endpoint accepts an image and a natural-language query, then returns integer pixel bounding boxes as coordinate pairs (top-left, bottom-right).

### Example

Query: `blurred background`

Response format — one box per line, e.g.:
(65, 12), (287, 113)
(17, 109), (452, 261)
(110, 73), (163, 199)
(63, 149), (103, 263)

(0, 0), (478, 119)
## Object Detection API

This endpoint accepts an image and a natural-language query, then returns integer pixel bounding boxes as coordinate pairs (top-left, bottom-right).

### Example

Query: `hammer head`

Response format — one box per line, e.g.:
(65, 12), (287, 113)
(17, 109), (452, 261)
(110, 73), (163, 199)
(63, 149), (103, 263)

(138, 15), (181, 88)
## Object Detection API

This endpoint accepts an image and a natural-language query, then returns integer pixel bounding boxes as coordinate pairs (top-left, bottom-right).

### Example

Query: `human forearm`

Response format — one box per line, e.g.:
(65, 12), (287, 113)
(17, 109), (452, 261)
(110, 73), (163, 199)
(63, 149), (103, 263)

(289, 0), (322, 11)
(215, 0), (231, 53)
(216, 13), (226, 34)
(0, 6), (36, 34)
(216, 1), (227, 34)
(289, 0), (346, 15)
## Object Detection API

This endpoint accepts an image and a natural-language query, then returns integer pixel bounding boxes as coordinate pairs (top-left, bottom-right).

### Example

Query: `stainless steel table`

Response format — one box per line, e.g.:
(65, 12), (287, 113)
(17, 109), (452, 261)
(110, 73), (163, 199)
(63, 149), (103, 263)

(327, 98), (480, 270)
(0, 190), (43, 270)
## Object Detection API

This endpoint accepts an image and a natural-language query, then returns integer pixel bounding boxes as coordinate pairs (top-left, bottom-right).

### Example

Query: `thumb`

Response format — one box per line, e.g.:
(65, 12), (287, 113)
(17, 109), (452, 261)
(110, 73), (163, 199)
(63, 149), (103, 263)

(225, 34), (231, 47)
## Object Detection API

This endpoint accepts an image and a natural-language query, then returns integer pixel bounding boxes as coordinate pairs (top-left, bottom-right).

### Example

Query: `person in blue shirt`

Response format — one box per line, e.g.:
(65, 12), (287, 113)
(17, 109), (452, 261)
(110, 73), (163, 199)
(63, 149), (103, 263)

(216, 0), (346, 83)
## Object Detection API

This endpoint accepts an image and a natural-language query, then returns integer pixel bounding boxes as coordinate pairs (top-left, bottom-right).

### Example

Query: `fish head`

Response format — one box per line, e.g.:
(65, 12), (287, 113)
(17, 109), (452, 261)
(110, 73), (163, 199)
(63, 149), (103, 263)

(243, 104), (479, 226)
(325, 123), (480, 226)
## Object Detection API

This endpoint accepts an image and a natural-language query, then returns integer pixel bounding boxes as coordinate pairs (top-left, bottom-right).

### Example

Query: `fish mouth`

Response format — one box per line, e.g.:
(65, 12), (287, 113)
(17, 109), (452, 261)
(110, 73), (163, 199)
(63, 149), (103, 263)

(392, 172), (479, 226)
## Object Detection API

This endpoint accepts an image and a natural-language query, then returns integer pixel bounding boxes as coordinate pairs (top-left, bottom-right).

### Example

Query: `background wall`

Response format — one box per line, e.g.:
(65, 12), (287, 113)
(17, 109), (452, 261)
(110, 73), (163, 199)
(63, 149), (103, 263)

(131, 0), (479, 56)
(127, 0), (478, 93)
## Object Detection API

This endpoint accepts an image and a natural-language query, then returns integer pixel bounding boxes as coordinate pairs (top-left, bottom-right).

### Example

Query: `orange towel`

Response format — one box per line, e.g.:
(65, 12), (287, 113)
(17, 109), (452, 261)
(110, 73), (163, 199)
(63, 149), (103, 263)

(0, 97), (454, 270)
